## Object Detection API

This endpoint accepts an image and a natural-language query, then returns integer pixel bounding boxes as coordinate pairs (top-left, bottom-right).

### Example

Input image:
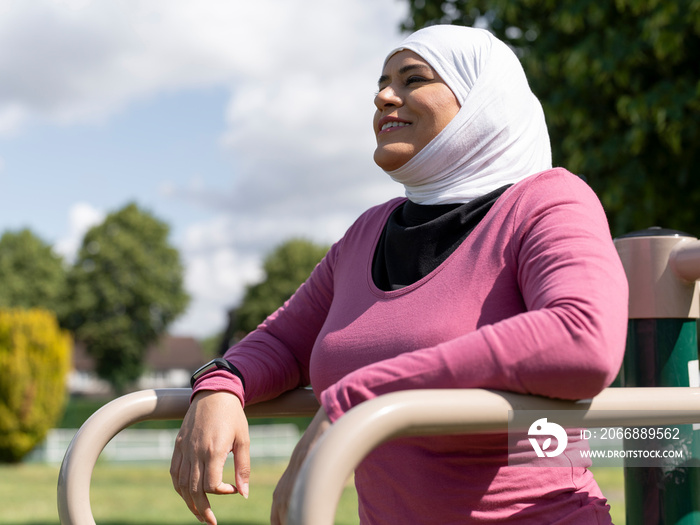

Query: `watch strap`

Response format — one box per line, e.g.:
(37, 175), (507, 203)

(190, 358), (246, 391)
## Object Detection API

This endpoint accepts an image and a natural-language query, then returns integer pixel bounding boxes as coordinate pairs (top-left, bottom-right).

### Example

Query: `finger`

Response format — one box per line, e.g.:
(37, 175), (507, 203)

(189, 461), (215, 525)
(174, 457), (204, 523)
(203, 452), (237, 495)
(271, 508), (282, 525)
(270, 498), (287, 525)
(270, 495), (282, 525)
(169, 447), (182, 493)
(271, 485), (288, 525)
(271, 468), (293, 525)
(233, 435), (251, 499)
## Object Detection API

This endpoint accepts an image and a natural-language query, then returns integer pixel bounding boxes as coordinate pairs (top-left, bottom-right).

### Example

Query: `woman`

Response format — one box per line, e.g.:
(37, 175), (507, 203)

(171, 25), (628, 524)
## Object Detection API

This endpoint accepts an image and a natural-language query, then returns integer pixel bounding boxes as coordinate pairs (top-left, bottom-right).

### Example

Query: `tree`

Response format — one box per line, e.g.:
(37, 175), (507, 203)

(0, 229), (66, 312)
(60, 203), (189, 393)
(0, 309), (71, 462)
(233, 238), (329, 337)
(403, 0), (700, 236)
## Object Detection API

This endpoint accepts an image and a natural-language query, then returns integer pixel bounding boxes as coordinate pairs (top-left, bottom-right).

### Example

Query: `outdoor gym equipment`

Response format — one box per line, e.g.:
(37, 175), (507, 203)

(57, 228), (700, 524)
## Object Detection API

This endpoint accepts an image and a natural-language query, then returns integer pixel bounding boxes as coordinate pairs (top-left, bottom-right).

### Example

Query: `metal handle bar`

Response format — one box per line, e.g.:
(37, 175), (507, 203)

(57, 388), (320, 525)
(671, 239), (700, 283)
(57, 387), (700, 525)
(288, 387), (700, 524)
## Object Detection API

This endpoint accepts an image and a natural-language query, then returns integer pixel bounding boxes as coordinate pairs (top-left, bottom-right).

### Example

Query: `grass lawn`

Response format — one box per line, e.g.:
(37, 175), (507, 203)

(0, 462), (625, 525)
(0, 461), (358, 525)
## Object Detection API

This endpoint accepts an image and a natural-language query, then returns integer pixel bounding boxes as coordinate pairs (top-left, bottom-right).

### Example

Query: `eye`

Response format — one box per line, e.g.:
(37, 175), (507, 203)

(405, 75), (428, 86)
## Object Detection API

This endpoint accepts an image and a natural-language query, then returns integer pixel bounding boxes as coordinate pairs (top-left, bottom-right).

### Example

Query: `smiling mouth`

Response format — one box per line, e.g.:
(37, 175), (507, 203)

(380, 121), (411, 132)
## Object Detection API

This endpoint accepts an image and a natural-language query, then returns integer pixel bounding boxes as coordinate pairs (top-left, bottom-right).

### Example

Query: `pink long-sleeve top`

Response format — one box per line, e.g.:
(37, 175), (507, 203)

(194, 168), (628, 523)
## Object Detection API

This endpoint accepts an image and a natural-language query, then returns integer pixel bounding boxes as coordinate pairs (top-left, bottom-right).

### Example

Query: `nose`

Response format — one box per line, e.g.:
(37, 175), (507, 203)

(374, 85), (402, 110)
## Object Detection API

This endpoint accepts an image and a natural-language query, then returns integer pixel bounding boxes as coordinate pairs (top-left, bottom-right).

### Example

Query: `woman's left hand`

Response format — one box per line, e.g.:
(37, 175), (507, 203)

(271, 407), (331, 525)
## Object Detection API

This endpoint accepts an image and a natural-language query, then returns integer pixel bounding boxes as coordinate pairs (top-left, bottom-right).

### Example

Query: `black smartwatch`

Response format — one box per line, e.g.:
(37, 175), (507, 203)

(190, 358), (246, 390)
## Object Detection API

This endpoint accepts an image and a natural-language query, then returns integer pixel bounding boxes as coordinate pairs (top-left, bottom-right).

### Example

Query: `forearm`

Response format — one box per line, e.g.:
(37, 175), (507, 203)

(194, 241), (340, 405)
(320, 297), (626, 422)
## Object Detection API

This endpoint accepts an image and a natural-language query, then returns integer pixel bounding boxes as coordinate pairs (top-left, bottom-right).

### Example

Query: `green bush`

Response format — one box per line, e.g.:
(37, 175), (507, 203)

(0, 309), (71, 462)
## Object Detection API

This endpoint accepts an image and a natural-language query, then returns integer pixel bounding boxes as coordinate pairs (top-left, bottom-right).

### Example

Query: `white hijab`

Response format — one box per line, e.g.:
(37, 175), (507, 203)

(383, 25), (552, 204)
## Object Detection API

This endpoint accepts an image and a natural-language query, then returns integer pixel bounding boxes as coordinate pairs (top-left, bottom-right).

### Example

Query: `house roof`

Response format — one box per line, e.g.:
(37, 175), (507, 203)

(73, 335), (207, 372)
(146, 336), (206, 371)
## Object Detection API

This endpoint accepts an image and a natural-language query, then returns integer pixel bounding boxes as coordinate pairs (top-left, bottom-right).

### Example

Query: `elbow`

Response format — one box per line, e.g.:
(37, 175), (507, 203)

(559, 320), (627, 400)
(536, 360), (621, 401)
(564, 361), (621, 400)
(536, 306), (627, 400)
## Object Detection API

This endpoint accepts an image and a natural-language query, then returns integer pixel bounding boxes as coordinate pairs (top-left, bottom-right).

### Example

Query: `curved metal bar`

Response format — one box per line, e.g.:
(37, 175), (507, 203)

(288, 387), (700, 525)
(615, 234), (700, 318)
(670, 239), (700, 283)
(57, 388), (320, 525)
(58, 386), (700, 525)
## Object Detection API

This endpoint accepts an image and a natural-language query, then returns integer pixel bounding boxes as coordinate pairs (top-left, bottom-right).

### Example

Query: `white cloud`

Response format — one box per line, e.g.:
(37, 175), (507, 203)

(0, 0), (410, 337)
(0, 103), (26, 137)
(169, 209), (359, 337)
(49, 0), (94, 11)
(171, 243), (263, 337)
(158, 1), (408, 337)
(0, 0), (408, 133)
(54, 202), (104, 262)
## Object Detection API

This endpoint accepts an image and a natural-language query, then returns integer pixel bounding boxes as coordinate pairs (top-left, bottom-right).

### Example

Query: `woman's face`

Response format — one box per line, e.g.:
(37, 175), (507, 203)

(373, 50), (460, 172)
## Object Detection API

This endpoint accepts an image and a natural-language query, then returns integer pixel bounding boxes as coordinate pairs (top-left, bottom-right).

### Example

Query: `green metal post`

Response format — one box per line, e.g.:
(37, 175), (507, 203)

(615, 228), (700, 524)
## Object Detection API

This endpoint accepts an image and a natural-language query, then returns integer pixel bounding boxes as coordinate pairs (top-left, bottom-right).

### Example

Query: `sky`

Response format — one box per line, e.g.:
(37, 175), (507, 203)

(0, 0), (410, 338)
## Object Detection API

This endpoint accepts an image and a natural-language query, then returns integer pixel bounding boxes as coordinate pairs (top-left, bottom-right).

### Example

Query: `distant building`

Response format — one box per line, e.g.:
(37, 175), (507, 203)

(69, 336), (207, 395)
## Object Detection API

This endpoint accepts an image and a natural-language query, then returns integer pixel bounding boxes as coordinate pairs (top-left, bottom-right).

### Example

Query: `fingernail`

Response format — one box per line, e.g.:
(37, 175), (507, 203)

(241, 482), (249, 499)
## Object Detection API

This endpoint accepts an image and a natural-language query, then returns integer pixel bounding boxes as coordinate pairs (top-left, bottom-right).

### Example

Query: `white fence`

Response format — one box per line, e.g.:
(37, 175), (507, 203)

(30, 424), (301, 464)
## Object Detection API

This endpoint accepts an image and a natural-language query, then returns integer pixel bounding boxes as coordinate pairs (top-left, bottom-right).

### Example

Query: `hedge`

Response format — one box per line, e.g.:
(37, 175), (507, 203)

(0, 309), (71, 462)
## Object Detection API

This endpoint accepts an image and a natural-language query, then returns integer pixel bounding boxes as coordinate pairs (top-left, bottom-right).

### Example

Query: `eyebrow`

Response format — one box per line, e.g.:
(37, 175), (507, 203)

(377, 63), (432, 88)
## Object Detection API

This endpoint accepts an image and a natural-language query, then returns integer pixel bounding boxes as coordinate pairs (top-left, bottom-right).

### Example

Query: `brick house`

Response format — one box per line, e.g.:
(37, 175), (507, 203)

(69, 335), (207, 395)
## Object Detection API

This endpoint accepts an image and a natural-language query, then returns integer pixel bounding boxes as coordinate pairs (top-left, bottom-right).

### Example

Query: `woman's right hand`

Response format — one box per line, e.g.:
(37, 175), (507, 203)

(270, 407), (331, 525)
(170, 390), (250, 525)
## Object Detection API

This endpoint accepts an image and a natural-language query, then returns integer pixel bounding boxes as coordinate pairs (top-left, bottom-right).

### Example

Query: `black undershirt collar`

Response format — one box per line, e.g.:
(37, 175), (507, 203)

(372, 185), (511, 291)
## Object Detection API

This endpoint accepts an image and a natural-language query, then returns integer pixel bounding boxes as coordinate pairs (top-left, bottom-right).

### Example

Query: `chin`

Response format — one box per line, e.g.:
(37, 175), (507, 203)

(373, 147), (411, 172)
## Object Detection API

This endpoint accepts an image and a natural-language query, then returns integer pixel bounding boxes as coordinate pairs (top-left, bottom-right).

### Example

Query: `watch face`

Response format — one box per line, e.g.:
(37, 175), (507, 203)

(191, 360), (219, 387)
(200, 362), (219, 375)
